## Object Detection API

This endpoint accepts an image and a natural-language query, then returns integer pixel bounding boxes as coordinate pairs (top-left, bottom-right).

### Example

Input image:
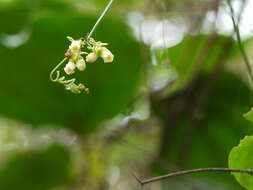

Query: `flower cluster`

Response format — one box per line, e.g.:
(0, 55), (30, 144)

(64, 36), (114, 76)
(50, 36), (114, 94)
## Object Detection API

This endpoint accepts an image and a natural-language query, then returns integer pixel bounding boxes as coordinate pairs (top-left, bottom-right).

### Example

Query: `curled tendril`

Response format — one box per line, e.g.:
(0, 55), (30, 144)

(50, 58), (67, 82)
(50, 57), (89, 94)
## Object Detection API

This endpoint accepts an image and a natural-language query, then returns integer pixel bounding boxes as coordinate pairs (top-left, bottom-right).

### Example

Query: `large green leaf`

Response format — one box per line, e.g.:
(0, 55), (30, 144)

(229, 136), (253, 190)
(0, 144), (71, 190)
(0, 11), (143, 133)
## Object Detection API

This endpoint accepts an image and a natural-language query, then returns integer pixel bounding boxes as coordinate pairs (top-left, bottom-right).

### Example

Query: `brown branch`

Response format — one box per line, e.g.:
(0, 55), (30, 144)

(134, 168), (253, 186)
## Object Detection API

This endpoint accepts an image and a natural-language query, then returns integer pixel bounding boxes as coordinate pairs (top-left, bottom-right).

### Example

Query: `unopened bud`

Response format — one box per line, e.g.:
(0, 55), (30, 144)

(76, 58), (86, 71)
(86, 52), (98, 63)
(101, 47), (114, 63)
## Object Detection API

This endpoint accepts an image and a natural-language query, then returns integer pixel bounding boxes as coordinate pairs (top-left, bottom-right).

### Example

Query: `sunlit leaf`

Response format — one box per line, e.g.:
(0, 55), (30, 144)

(229, 136), (253, 190)
(244, 108), (253, 122)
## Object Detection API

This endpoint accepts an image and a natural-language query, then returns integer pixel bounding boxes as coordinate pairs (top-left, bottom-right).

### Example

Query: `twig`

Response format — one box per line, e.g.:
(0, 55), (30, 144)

(227, 0), (253, 84)
(134, 168), (253, 186)
(132, 173), (143, 184)
(87, 0), (114, 39)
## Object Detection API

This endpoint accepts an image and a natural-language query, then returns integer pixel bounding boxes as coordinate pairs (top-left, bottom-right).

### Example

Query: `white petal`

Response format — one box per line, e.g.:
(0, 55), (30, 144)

(69, 40), (81, 51)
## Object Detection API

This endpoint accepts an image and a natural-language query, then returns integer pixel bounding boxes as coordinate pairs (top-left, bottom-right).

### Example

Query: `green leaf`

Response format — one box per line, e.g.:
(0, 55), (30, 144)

(244, 108), (253, 122)
(229, 136), (253, 190)
(0, 144), (71, 190)
(0, 11), (143, 133)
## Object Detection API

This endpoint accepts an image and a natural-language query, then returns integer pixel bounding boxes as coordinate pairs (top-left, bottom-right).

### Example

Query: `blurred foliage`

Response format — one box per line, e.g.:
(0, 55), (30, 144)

(149, 19), (253, 189)
(154, 35), (233, 94)
(229, 136), (253, 190)
(1, 0), (253, 190)
(153, 72), (253, 190)
(0, 144), (71, 190)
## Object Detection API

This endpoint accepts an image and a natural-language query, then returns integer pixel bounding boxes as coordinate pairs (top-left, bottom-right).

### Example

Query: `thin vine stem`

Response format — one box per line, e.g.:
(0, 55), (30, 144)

(87, 0), (114, 39)
(134, 168), (253, 186)
(227, 0), (253, 84)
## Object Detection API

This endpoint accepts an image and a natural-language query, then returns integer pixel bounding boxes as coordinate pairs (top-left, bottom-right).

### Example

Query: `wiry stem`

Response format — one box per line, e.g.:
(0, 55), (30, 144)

(227, 0), (253, 84)
(134, 168), (253, 186)
(87, 0), (114, 39)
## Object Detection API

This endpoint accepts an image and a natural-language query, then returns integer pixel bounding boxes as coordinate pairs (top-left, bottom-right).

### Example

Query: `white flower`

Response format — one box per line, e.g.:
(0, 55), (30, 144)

(64, 61), (76, 75)
(69, 40), (81, 52)
(86, 52), (98, 63)
(76, 58), (86, 71)
(101, 47), (114, 63)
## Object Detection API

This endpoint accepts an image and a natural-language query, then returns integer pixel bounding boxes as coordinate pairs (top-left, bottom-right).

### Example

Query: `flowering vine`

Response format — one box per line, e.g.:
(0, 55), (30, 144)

(50, 0), (114, 94)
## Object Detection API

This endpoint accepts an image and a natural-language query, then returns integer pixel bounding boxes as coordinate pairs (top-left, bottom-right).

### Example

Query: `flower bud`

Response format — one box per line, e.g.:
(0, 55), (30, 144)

(86, 52), (98, 63)
(64, 61), (76, 75)
(76, 58), (86, 71)
(69, 40), (81, 52)
(101, 47), (114, 63)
